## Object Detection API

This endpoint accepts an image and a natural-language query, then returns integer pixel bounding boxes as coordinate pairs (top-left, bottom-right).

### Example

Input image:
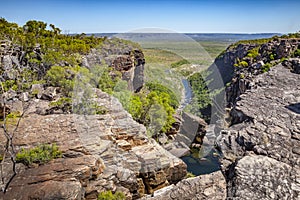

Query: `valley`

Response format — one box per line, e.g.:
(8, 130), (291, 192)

(0, 18), (299, 199)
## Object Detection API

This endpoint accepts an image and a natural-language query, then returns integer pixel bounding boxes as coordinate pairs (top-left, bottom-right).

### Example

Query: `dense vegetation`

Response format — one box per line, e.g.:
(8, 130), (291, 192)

(0, 18), (180, 137)
(115, 82), (178, 136)
(185, 72), (211, 121)
(0, 18), (106, 95)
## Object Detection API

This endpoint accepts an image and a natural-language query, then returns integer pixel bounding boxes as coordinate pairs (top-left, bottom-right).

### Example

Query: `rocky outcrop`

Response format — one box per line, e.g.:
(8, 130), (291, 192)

(223, 38), (300, 107)
(0, 38), (145, 94)
(217, 64), (300, 199)
(83, 39), (145, 92)
(140, 171), (226, 200)
(0, 89), (187, 199)
(161, 112), (208, 158)
(283, 58), (300, 74)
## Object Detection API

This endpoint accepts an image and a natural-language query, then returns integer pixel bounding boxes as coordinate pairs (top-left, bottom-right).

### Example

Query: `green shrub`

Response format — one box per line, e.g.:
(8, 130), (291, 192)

(95, 105), (108, 115)
(246, 47), (259, 59)
(145, 82), (179, 108)
(261, 63), (272, 73)
(185, 72), (211, 121)
(239, 61), (249, 67)
(293, 49), (300, 57)
(98, 67), (122, 94)
(2, 111), (21, 125)
(98, 191), (125, 200)
(49, 97), (72, 112)
(1, 80), (18, 92)
(16, 144), (62, 166)
(185, 172), (196, 178)
(280, 57), (288, 62)
(45, 65), (75, 95)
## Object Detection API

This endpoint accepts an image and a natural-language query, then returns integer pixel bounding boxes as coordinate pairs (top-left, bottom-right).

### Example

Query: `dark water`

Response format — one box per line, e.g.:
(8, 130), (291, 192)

(180, 78), (222, 175)
(181, 148), (221, 175)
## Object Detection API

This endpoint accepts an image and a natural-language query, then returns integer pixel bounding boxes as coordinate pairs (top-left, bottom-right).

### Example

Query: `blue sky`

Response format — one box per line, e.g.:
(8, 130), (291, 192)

(1, 0), (299, 33)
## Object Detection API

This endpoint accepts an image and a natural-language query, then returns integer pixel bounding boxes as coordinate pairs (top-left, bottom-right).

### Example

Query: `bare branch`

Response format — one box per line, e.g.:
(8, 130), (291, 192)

(0, 79), (26, 193)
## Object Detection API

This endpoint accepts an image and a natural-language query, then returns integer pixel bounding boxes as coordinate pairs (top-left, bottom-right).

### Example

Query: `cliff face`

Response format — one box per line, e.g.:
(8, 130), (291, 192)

(83, 39), (145, 92)
(216, 38), (300, 107)
(0, 38), (185, 199)
(0, 90), (187, 199)
(216, 37), (300, 199)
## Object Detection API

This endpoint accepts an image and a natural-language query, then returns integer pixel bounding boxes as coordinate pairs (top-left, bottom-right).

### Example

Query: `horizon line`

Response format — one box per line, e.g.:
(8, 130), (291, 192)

(68, 32), (286, 35)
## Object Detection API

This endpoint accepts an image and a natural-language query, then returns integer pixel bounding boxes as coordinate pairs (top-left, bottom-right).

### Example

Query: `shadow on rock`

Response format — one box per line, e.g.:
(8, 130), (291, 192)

(285, 103), (300, 114)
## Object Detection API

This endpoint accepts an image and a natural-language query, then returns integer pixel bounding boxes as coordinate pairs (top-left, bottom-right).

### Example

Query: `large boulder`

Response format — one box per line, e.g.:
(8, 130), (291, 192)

(179, 112), (207, 146)
(141, 171), (227, 200)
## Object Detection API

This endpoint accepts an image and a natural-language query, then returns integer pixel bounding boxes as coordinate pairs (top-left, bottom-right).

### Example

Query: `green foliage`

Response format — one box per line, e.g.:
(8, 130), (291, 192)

(6, 112), (21, 119)
(1, 111), (21, 125)
(171, 59), (190, 68)
(16, 144), (62, 166)
(261, 63), (272, 73)
(118, 82), (177, 135)
(280, 32), (300, 39)
(45, 65), (75, 96)
(145, 82), (179, 108)
(229, 38), (273, 50)
(49, 97), (72, 112)
(98, 67), (122, 94)
(269, 53), (275, 60)
(185, 172), (196, 178)
(246, 47), (259, 59)
(126, 90), (176, 135)
(280, 57), (288, 62)
(234, 60), (248, 68)
(98, 190), (125, 200)
(185, 72), (211, 121)
(0, 18), (106, 96)
(293, 49), (300, 57)
(1, 80), (18, 92)
(0, 155), (3, 162)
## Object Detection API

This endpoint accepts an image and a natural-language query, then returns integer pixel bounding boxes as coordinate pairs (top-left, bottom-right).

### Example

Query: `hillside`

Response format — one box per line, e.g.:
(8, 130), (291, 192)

(0, 19), (188, 199)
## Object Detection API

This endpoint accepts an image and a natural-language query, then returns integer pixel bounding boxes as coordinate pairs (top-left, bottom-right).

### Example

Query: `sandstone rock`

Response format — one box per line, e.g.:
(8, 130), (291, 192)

(0, 89), (187, 199)
(218, 38), (300, 107)
(282, 58), (300, 74)
(41, 86), (57, 101)
(163, 141), (190, 158)
(228, 155), (299, 200)
(140, 171), (226, 200)
(31, 84), (44, 99)
(180, 112), (207, 146)
(218, 64), (300, 199)
(20, 92), (29, 102)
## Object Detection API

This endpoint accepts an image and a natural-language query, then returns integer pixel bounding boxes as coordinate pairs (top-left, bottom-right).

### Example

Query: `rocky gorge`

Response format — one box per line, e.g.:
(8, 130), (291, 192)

(0, 19), (300, 199)
(215, 36), (300, 199)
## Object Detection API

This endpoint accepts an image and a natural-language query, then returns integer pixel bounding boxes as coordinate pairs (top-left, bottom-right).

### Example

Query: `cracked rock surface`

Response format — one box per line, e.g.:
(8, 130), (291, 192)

(217, 64), (300, 199)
